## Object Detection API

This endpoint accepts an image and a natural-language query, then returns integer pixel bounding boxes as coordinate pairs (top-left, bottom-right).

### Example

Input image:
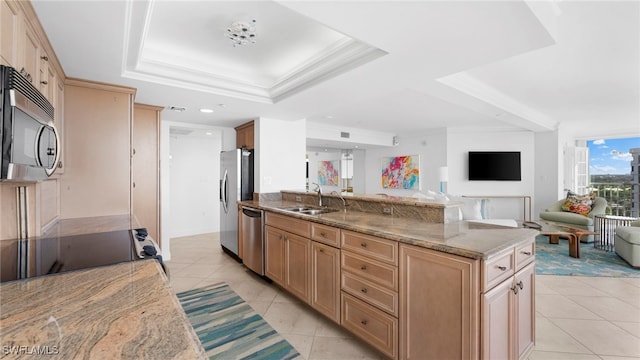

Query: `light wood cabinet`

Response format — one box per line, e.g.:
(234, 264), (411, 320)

(342, 230), (399, 359)
(265, 225), (286, 287)
(482, 261), (535, 360)
(400, 244), (480, 360)
(0, 0), (20, 67)
(132, 103), (161, 244)
(265, 213), (311, 304)
(20, 17), (39, 85)
(235, 120), (254, 149)
(342, 292), (398, 359)
(311, 241), (340, 323)
(285, 232), (311, 303)
(62, 79), (135, 219)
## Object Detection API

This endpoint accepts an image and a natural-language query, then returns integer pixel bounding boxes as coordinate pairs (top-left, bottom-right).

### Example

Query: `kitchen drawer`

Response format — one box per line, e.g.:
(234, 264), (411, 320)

(342, 271), (398, 316)
(341, 230), (397, 265)
(311, 223), (340, 247)
(341, 292), (398, 359)
(515, 240), (535, 271)
(265, 212), (310, 238)
(342, 251), (398, 291)
(483, 249), (514, 292)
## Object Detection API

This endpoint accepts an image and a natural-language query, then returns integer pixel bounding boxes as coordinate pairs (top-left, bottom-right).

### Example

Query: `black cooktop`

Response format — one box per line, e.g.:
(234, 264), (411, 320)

(0, 230), (136, 283)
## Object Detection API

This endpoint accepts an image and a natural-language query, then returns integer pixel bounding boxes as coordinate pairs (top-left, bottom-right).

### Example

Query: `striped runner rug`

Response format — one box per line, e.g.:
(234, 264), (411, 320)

(177, 283), (301, 359)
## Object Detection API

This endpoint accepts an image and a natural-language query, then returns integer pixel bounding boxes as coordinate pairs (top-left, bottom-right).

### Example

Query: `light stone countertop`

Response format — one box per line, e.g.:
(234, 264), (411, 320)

(240, 199), (539, 260)
(0, 260), (206, 359)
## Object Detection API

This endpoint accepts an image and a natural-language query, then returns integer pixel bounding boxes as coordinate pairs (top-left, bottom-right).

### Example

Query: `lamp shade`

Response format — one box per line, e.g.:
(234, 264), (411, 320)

(438, 166), (449, 182)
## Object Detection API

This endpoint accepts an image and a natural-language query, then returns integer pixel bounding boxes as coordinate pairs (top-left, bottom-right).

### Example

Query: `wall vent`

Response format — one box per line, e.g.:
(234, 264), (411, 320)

(340, 131), (350, 138)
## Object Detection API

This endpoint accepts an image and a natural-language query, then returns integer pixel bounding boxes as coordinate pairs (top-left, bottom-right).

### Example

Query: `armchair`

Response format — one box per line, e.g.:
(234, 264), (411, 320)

(538, 196), (607, 242)
(615, 220), (640, 268)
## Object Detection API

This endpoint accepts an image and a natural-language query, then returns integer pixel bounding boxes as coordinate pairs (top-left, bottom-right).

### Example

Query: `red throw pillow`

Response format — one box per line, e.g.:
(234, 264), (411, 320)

(561, 192), (595, 216)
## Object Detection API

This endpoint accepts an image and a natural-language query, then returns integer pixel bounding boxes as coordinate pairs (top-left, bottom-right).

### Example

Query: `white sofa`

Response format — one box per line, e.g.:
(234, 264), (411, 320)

(615, 220), (640, 268)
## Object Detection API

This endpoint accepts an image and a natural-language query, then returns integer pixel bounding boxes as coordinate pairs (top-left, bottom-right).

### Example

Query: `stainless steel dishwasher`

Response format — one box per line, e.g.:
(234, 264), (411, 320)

(241, 206), (264, 275)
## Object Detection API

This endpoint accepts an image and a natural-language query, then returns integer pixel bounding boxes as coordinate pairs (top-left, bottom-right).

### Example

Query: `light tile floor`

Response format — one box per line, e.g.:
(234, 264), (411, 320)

(166, 233), (640, 360)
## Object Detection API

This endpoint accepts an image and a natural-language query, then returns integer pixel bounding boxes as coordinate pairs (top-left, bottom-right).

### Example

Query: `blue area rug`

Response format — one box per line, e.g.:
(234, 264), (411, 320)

(177, 283), (301, 359)
(535, 235), (640, 277)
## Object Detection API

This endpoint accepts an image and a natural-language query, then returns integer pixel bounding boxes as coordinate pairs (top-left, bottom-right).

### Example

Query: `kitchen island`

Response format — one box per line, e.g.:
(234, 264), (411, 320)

(0, 260), (205, 359)
(240, 194), (538, 359)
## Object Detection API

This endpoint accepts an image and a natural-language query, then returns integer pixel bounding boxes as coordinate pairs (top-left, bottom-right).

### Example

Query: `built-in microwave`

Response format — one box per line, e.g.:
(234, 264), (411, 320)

(1, 65), (60, 181)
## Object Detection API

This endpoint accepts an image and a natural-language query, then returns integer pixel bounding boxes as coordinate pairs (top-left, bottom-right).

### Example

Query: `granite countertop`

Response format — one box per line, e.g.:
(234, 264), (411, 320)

(240, 199), (538, 260)
(0, 260), (206, 359)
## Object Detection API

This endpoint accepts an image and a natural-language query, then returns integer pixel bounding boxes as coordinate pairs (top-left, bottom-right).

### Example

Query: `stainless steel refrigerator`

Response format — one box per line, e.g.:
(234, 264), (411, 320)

(220, 149), (254, 257)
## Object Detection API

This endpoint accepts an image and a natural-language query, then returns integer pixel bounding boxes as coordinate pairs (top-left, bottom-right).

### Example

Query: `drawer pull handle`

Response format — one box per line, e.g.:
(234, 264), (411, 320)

(521, 251), (532, 256)
(497, 266), (507, 271)
(361, 320), (368, 326)
(360, 265), (367, 271)
(320, 231), (326, 237)
(360, 242), (367, 248)
(517, 280), (524, 290)
(361, 288), (368, 294)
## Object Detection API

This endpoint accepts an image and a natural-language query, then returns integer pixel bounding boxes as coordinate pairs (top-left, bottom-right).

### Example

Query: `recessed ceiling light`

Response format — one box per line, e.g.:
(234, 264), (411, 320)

(205, 132), (212, 136)
(200, 108), (214, 113)
(325, 115), (334, 119)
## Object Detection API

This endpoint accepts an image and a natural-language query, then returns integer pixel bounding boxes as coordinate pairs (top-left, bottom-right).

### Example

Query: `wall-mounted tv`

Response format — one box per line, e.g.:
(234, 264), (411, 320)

(468, 151), (521, 181)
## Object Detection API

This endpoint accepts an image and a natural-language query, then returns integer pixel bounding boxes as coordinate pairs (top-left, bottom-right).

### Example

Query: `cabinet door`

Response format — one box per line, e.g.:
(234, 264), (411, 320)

(286, 232), (311, 304)
(311, 241), (340, 323)
(481, 275), (514, 360)
(1, 0), (20, 67)
(265, 225), (286, 287)
(515, 262), (535, 360)
(132, 104), (160, 242)
(400, 244), (480, 359)
(20, 19), (39, 84)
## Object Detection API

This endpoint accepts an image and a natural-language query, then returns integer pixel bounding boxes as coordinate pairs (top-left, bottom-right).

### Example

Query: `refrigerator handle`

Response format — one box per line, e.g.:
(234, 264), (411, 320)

(221, 169), (229, 214)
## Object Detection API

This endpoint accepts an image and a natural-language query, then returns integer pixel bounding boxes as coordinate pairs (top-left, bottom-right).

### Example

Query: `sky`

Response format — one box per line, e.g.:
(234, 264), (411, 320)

(588, 137), (640, 175)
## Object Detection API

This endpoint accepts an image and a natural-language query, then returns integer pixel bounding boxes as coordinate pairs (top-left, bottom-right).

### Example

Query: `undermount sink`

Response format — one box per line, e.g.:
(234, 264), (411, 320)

(279, 206), (339, 215)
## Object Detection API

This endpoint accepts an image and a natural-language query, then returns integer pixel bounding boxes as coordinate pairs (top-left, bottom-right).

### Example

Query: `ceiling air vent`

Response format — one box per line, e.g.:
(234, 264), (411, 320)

(340, 132), (350, 139)
(169, 106), (187, 112)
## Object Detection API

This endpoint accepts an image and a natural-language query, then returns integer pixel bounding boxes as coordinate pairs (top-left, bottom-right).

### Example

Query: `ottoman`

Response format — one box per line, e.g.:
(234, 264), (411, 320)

(615, 223), (640, 268)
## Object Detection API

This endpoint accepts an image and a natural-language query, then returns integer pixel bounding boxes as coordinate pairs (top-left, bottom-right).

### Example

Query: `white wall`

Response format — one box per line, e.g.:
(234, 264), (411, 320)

(307, 148), (342, 194)
(169, 133), (221, 237)
(364, 129), (447, 196)
(256, 118), (307, 192)
(160, 121), (228, 259)
(447, 128), (535, 219)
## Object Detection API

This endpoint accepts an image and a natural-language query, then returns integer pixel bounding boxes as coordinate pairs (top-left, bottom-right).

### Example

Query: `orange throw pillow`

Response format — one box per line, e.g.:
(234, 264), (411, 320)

(561, 192), (595, 216)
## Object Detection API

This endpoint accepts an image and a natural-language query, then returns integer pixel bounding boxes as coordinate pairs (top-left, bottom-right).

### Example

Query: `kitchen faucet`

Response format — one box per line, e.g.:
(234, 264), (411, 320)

(330, 191), (348, 211)
(312, 182), (323, 207)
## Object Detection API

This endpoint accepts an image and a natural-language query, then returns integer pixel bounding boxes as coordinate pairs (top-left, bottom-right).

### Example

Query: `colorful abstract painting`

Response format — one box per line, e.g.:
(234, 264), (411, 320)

(381, 155), (420, 189)
(318, 160), (339, 186)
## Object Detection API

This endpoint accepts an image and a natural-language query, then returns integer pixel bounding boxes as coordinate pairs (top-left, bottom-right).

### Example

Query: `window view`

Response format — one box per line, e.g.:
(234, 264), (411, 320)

(587, 137), (640, 217)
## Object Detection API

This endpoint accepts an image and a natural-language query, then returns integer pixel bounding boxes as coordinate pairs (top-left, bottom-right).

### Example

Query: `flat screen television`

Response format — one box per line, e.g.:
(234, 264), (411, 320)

(468, 151), (521, 181)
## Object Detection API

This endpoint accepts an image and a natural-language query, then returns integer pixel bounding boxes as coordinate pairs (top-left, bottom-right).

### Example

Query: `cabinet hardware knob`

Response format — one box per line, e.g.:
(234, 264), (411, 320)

(57, 161), (63, 168)
(41, 55), (49, 61)
(40, 81), (48, 85)
(132, 148), (136, 155)
(319, 249), (324, 253)
(521, 251), (532, 256)
(361, 320), (368, 326)
(511, 285), (519, 295)
(361, 288), (368, 294)
(360, 242), (367, 248)
(279, 235), (283, 240)
(517, 281), (524, 290)
(497, 266), (507, 271)
(360, 265), (367, 271)
(132, 182), (136, 188)
(320, 232), (326, 237)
